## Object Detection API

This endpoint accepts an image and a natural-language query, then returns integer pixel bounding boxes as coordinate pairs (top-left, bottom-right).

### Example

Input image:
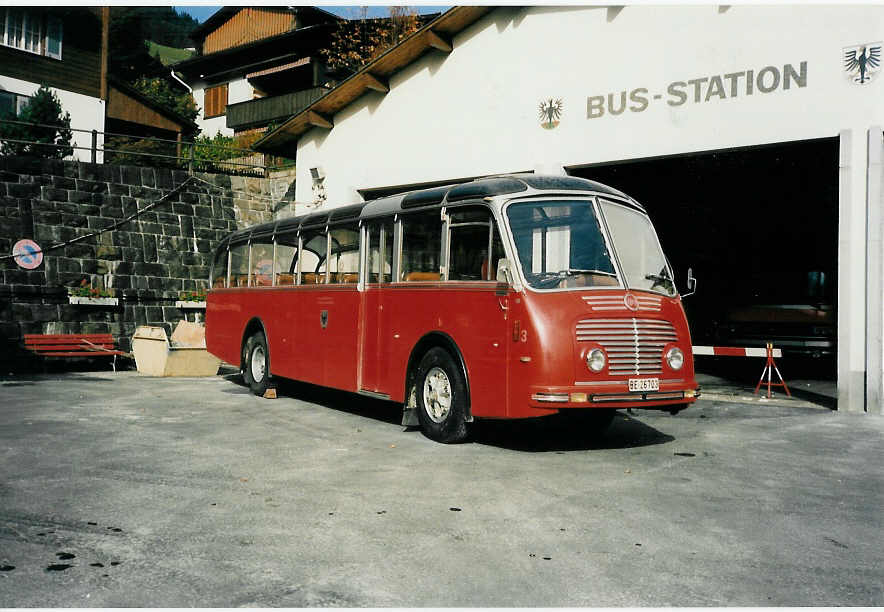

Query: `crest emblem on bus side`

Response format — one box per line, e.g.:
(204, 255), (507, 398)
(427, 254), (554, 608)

(538, 98), (563, 129)
(843, 42), (881, 84)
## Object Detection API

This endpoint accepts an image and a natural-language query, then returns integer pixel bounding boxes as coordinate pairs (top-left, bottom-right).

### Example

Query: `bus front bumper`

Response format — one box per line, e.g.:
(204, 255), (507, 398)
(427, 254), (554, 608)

(528, 385), (700, 410)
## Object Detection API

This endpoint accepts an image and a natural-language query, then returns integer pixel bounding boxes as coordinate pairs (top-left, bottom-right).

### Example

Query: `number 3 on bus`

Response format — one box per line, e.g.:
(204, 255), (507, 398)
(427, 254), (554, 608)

(205, 175), (700, 443)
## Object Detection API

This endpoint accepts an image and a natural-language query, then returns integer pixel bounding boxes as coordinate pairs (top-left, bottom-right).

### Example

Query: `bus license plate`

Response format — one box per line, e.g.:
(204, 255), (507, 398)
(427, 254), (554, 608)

(628, 378), (659, 392)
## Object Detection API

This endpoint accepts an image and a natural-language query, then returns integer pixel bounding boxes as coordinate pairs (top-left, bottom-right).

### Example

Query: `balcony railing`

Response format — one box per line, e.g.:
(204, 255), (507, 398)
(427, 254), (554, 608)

(226, 87), (330, 131)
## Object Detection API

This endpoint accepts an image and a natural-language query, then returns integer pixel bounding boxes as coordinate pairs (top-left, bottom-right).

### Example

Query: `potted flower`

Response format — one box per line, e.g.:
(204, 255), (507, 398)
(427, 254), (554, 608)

(175, 290), (207, 309)
(68, 280), (118, 306)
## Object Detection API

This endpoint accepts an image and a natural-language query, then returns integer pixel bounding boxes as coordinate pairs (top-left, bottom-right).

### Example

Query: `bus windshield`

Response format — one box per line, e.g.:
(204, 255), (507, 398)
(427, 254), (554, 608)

(506, 200), (619, 290)
(599, 199), (676, 297)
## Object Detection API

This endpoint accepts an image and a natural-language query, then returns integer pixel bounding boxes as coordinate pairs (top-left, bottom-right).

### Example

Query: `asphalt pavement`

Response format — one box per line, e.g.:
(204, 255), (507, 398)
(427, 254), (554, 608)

(0, 368), (881, 606)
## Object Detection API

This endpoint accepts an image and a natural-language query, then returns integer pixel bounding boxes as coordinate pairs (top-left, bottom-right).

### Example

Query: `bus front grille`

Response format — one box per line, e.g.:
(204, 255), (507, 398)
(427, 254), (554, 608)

(576, 318), (678, 375)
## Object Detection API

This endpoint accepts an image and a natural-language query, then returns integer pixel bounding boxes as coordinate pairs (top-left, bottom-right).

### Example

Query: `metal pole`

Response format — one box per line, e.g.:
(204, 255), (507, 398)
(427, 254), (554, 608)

(91, 130), (97, 164)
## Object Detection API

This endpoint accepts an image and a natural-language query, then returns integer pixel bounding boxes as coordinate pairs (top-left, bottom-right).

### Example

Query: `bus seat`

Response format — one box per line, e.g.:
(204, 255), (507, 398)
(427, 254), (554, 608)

(405, 271), (441, 282)
(276, 273), (294, 286)
(592, 274), (619, 287)
(253, 274), (272, 287)
(213, 278), (225, 288)
(337, 273), (358, 284)
(480, 259), (496, 281)
(302, 273), (326, 284)
(236, 275), (249, 287)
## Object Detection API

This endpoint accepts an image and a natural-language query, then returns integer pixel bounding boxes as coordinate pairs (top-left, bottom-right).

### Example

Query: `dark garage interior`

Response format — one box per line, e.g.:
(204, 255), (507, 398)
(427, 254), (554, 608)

(571, 138), (839, 381)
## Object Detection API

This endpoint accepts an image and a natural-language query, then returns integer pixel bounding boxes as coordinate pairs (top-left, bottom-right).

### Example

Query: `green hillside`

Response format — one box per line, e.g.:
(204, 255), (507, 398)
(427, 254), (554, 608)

(147, 40), (195, 66)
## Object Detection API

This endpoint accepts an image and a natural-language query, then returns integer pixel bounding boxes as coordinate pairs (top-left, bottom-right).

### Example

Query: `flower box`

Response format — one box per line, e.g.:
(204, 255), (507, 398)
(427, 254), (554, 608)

(68, 296), (119, 306)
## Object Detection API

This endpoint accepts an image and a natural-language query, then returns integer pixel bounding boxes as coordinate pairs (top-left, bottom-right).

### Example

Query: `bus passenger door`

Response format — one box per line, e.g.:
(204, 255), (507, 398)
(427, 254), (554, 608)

(359, 221), (392, 393)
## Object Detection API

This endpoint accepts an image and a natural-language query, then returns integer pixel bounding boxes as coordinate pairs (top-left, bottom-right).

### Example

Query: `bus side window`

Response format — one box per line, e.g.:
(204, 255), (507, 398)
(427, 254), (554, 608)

(211, 247), (228, 288)
(274, 233), (297, 286)
(447, 206), (502, 282)
(229, 242), (249, 287)
(366, 220), (394, 283)
(401, 211), (442, 282)
(250, 242), (274, 286)
(328, 224), (359, 284)
(300, 232), (327, 284)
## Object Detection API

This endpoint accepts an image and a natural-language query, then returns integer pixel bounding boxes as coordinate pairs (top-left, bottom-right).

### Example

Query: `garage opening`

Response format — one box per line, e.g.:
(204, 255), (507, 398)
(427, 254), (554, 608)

(569, 138), (839, 383)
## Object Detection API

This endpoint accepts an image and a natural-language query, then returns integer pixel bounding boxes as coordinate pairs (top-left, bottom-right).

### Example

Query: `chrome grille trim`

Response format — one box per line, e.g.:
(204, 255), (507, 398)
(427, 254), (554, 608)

(582, 295), (663, 312)
(575, 317), (678, 375)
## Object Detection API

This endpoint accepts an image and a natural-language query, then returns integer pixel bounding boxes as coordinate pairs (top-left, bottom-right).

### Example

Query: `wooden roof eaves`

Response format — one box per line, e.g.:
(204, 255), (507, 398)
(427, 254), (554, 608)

(252, 6), (493, 153)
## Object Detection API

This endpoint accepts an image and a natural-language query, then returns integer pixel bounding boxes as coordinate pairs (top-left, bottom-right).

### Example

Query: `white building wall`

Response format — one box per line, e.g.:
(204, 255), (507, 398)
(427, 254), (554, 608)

(192, 76), (253, 137)
(296, 5), (884, 203)
(294, 5), (884, 413)
(0, 75), (105, 162)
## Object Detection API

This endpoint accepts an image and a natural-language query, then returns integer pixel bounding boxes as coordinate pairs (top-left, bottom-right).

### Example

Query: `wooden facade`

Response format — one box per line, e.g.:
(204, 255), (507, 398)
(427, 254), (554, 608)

(0, 7), (104, 99)
(203, 8), (298, 55)
(106, 82), (195, 136)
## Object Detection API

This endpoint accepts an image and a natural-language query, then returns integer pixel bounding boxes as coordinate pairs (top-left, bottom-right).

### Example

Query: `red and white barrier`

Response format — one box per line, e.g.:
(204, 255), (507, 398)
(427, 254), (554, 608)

(692, 344), (790, 399)
(692, 345), (782, 358)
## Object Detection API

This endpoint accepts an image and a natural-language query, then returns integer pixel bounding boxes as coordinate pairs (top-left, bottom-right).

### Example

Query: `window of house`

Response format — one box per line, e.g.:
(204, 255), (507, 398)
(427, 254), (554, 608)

(204, 84), (229, 118)
(0, 91), (30, 118)
(2, 9), (62, 59)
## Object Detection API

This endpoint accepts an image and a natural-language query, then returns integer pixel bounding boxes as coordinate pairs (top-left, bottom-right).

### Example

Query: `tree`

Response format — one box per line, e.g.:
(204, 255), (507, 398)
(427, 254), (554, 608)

(0, 85), (73, 158)
(108, 7), (166, 82)
(131, 77), (199, 124)
(321, 7), (421, 77)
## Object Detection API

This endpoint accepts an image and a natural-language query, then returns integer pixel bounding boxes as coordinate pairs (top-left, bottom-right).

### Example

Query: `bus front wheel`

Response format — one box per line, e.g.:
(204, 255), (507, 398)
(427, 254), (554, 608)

(243, 331), (271, 396)
(415, 347), (469, 443)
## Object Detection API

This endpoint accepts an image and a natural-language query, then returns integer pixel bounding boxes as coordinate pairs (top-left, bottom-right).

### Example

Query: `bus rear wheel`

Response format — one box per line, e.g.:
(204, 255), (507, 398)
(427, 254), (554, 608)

(415, 347), (469, 443)
(243, 331), (271, 396)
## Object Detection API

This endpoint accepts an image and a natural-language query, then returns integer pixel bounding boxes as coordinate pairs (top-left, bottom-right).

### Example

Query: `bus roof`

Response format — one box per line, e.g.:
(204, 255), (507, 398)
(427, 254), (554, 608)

(222, 175), (638, 245)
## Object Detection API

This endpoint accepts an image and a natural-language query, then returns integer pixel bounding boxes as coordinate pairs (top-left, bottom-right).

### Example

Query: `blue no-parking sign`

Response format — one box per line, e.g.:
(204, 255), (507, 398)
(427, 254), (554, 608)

(12, 239), (43, 270)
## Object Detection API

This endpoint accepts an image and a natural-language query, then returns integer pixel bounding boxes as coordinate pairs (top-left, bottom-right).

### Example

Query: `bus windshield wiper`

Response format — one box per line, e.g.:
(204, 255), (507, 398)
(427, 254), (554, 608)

(562, 268), (617, 277)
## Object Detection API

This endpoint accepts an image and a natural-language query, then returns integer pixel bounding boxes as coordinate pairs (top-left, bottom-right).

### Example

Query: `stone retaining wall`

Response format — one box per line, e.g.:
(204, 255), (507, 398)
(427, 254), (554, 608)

(0, 156), (291, 371)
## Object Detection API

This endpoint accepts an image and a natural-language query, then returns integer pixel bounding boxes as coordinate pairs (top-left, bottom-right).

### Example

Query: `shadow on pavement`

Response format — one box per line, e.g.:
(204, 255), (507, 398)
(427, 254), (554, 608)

(787, 387), (837, 410)
(471, 412), (675, 452)
(221, 371), (675, 450)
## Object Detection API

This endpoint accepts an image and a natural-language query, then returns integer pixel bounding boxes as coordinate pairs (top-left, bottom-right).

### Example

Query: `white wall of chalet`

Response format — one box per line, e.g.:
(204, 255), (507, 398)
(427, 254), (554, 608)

(294, 4), (884, 414)
(192, 76), (254, 137)
(0, 74), (106, 162)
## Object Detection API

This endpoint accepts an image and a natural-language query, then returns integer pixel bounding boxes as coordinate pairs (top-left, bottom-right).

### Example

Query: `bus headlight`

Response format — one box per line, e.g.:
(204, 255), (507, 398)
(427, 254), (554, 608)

(666, 347), (684, 370)
(586, 348), (606, 372)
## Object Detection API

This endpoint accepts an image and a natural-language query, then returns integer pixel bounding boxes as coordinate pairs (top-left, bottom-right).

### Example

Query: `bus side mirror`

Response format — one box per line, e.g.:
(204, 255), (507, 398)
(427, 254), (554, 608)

(497, 258), (513, 285)
(683, 267), (697, 298)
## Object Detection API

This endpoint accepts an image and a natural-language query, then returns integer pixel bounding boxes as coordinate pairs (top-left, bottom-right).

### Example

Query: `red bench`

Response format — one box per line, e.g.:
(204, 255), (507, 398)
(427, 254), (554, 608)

(23, 333), (129, 371)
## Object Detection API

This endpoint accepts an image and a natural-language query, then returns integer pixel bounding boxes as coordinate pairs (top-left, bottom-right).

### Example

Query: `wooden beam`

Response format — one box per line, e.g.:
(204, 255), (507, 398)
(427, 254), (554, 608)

(100, 7), (110, 100)
(425, 30), (452, 53)
(306, 110), (333, 129)
(362, 73), (389, 93)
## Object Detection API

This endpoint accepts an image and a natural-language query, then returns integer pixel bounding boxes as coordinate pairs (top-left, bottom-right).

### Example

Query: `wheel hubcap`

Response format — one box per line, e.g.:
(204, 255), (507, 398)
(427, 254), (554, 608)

(250, 345), (265, 383)
(422, 366), (452, 423)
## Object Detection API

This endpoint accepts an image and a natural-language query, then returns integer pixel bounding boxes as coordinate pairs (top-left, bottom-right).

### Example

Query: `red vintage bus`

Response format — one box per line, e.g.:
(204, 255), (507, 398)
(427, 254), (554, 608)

(206, 175), (699, 442)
